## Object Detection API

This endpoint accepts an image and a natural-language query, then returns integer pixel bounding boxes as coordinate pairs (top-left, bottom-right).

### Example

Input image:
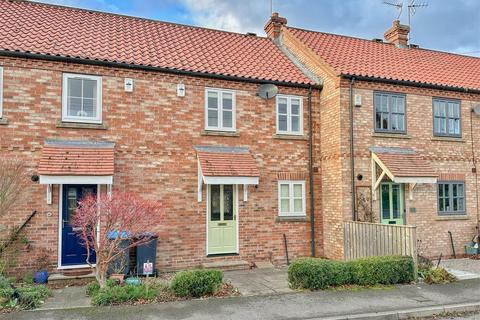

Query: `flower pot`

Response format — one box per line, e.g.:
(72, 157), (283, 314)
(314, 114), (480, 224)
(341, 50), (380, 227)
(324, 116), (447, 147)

(33, 270), (49, 284)
(109, 273), (125, 284)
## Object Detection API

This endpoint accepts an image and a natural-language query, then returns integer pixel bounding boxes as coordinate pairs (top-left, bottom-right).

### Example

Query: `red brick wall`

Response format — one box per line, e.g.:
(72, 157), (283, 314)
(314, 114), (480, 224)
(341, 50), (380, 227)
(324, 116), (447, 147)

(0, 56), (322, 274)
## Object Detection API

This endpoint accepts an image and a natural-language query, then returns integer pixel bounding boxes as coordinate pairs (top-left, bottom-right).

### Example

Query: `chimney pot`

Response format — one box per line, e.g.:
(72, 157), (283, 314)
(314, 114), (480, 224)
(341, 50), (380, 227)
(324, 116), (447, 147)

(264, 12), (287, 39)
(384, 20), (410, 48)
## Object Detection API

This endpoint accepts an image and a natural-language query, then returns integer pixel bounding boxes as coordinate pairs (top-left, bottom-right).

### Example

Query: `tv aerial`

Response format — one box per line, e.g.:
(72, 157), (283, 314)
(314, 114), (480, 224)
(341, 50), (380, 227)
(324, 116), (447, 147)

(384, 0), (428, 42)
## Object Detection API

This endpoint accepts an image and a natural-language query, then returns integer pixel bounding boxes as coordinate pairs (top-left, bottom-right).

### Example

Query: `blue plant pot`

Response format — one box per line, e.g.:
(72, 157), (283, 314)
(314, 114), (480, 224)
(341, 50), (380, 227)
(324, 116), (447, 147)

(34, 270), (49, 284)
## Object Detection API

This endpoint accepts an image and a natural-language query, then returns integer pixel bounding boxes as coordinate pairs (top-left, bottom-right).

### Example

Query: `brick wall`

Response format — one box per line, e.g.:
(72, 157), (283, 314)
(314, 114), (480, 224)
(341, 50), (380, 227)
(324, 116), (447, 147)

(0, 56), (322, 274)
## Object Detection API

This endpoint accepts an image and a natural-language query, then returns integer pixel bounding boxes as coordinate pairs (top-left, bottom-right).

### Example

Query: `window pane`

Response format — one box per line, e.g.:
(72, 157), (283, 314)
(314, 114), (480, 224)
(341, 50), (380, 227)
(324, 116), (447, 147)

(278, 98), (287, 114)
(458, 197), (464, 211)
(222, 110), (232, 128)
(438, 184), (443, 197)
(280, 184), (289, 197)
(208, 109), (218, 127)
(381, 184), (390, 220)
(68, 97), (82, 116)
(392, 184), (400, 219)
(381, 113), (389, 129)
(439, 196), (444, 212)
(293, 184), (302, 197)
(278, 115), (288, 132)
(83, 98), (96, 117)
(457, 184), (464, 197)
(280, 199), (290, 213)
(381, 95), (388, 112)
(210, 185), (221, 221)
(397, 97), (405, 113)
(374, 94), (381, 112)
(433, 101), (440, 116)
(207, 91), (218, 109)
(291, 115), (299, 132)
(453, 119), (460, 135)
(83, 79), (96, 99)
(291, 100), (300, 115)
(294, 199), (303, 212)
(68, 78), (82, 97)
(375, 112), (382, 129)
(223, 185), (233, 220)
(222, 93), (232, 110)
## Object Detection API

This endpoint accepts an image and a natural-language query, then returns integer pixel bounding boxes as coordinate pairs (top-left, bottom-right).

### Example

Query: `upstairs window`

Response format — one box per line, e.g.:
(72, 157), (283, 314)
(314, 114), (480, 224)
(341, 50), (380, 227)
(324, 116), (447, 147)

(62, 73), (102, 123)
(205, 88), (235, 131)
(433, 98), (461, 137)
(278, 180), (306, 216)
(276, 95), (303, 135)
(438, 182), (465, 215)
(0, 67), (3, 119)
(374, 92), (406, 133)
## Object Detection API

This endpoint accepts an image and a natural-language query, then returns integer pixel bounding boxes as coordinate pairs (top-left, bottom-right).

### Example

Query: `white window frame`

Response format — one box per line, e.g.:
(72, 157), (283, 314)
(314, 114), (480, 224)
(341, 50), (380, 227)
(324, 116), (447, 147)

(204, 87), (236, 132)
(62, 73), (102, 124)
(276, 95), (303, 135)
(277, 180), (306, 217)
(0, 66), (3, 119)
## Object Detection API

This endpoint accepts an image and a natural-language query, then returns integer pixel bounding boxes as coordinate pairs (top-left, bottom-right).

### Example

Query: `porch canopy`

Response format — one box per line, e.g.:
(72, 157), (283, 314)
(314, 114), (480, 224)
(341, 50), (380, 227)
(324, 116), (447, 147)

(370, 147), (437, 200)
(196, 145), (259, 202)
(38, 139), (115, 185)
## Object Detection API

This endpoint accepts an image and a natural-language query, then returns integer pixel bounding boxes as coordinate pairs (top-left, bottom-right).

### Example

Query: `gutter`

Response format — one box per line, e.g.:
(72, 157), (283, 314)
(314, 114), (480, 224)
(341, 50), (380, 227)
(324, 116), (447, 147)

(0, 50), (320, 89)
(341, 74), (480, 95)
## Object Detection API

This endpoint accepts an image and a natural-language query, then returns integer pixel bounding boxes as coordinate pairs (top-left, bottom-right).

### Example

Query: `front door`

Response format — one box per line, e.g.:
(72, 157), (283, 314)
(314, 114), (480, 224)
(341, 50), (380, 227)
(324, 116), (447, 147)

(207, 185), (237, 255)
(380, 183), (404, 225)
(61, 184), (97, 266)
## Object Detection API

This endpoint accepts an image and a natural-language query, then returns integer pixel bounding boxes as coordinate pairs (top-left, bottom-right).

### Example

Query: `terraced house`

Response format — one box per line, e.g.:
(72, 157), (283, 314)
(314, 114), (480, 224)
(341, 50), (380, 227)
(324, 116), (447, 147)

(0, 0), (479, 278)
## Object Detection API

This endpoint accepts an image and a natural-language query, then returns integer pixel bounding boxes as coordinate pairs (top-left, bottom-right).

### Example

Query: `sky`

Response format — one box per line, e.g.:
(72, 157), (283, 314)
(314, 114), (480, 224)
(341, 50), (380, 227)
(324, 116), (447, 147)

(33, 0), (480, 57)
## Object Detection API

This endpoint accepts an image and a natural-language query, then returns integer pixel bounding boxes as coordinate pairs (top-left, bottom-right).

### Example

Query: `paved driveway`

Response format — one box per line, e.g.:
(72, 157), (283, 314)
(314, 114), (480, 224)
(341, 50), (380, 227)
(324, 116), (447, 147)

(224, 267), (293, 296)
(441, 258), (480, 280)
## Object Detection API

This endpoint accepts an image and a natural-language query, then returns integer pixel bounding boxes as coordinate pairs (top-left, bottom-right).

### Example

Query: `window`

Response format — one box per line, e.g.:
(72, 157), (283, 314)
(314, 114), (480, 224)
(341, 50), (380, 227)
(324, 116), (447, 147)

(205, 88), (235, 131)
(0, 66), (3, 118)
(437, 182), (465, 215)
(276, 95), (303, 135)
(278, 181), (306, 216)
(374, 92), (406, 133)
(433, 98), (461, 137)
(62, 73), (102, 123)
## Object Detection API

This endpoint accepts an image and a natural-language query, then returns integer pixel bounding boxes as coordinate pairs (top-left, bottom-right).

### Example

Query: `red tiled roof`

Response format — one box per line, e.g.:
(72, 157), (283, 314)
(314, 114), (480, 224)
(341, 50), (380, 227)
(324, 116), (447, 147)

(288, 27), (480, 91)
(0, 0), (312, 85)
(374, 152), (437, 178)
(196, 147), (259, 177)
(39, 140), (114, 176)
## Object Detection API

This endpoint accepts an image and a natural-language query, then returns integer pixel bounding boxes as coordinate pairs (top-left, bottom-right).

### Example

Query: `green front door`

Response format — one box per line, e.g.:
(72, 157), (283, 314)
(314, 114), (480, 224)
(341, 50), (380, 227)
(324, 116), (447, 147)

(208, 185), (237, 255)
(380, 183), (405, 225)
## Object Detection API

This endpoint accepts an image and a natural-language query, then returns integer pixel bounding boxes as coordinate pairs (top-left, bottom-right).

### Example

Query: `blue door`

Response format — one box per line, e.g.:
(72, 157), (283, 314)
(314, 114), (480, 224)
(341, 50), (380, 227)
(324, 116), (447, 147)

(61, 185), (97, 266)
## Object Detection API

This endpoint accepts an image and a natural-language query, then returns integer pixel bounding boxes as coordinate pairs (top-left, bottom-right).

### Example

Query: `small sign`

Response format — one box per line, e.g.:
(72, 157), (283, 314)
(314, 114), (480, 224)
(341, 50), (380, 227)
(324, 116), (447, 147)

(143, 261), (153, 275)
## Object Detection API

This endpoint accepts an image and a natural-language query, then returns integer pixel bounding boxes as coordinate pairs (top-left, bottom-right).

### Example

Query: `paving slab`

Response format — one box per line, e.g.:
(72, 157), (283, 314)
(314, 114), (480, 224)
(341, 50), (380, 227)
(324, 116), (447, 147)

(440, 258), (480, 280)
(224, 267), (294, 296)
(39, 286), (91, 310)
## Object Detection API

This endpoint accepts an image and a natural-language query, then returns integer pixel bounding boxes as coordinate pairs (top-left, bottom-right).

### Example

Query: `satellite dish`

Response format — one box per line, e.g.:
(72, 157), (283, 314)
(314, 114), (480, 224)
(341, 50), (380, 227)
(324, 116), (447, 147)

(257, 84), (278, 99)
(473, 105), (480, 116)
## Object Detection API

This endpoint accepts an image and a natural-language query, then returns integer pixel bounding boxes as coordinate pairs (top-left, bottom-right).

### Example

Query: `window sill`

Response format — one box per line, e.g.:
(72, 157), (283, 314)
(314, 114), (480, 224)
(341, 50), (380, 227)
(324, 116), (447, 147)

(201, 130), (239, 137)
(273, 134), (307, 141)
(435, 215), (469, 221)
(371, 132), (411, 139)
(56, 121), (108, 130)
(275, 216), (309, 223)
(0, 118), (8, 125)
(431, 136), (465, 143)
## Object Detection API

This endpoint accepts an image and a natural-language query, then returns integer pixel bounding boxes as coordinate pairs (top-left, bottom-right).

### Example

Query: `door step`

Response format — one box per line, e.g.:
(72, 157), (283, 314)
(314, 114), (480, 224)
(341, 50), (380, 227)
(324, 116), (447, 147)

(254, 261), (274, 269)
(201, 260), (250, 271)
(48, 271), (95, 287)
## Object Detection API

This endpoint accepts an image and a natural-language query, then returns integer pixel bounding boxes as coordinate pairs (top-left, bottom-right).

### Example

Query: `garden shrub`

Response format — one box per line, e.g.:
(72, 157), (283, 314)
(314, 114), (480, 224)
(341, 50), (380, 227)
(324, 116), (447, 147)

(288, 258), (352, 290)
(423, 267), (456, 284)
(91, 284), (159, 306)
(86, 281), (100, 297)
(15, 285), (52, 309)
(288, 255), (415, 290)
(170, 269), (223, 297)
(349, 256), (415, 286)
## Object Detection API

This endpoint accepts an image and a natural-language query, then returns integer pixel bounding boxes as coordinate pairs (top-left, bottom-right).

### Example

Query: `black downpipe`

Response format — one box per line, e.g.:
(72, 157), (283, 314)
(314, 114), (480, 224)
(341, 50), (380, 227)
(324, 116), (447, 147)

(349, 78), (356, 220)
(308, 86), (316, 257)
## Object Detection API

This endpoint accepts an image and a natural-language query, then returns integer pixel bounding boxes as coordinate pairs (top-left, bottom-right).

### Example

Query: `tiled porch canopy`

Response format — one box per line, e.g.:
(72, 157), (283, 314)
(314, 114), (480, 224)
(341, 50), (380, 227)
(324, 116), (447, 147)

(38, 139), (115, 185)
(370, 147), (437, 200)
(196, 145), (259, 202)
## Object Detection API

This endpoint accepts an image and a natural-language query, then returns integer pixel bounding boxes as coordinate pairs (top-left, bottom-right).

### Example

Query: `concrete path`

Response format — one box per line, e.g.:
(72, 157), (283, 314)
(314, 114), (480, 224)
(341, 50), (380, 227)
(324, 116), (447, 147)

(224, 267), (293, 296)
(5, 278), (480, 320)
(39, 286), (91, 310)
(441, 258), (480, 280)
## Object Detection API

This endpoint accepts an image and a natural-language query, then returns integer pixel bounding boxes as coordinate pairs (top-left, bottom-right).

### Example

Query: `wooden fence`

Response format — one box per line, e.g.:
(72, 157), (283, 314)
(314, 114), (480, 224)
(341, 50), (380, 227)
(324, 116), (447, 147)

(344, 221), (417, 265)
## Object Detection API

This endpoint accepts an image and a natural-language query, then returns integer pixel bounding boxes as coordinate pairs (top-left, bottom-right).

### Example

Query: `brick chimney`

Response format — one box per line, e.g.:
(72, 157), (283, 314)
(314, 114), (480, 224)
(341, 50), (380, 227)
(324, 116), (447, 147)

(384, 20), (410, 47)
(264, 12), (287, 39)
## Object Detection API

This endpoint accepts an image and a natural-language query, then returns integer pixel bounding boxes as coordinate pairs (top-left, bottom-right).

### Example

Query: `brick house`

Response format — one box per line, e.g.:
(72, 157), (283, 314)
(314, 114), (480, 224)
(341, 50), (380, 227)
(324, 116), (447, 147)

(266, 14), (480, 259)
(0, 1), (323, 274)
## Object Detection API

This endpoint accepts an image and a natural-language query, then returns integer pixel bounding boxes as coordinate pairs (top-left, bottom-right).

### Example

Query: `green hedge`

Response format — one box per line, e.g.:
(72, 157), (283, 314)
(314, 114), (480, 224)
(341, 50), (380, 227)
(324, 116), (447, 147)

(288, 255), (415, 290)
(170, 269), (223, 297)
(91, 284), (159, 306)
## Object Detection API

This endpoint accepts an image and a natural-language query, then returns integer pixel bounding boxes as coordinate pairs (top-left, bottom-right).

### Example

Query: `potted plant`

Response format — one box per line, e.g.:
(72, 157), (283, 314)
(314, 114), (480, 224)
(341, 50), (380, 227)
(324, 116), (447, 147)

(33, 249), (50, 284)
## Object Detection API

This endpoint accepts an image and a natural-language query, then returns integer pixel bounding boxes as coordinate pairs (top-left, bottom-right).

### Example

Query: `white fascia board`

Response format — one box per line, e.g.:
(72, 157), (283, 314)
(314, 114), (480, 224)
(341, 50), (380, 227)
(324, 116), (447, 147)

(393, 177), (437, 184)
(39, 175), (113, 185)
(202, 176), (259, 185)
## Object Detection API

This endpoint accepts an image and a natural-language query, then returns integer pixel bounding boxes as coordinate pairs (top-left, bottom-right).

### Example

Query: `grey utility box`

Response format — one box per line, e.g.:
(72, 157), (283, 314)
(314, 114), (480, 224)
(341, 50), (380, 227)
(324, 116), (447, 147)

(136, 235), (158, 276)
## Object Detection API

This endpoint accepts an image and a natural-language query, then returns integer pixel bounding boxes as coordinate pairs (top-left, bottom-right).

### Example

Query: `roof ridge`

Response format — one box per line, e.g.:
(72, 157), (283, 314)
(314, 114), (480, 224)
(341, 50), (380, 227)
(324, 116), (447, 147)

(20, 0), (269, 40)
(286, 26), (480, 60)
